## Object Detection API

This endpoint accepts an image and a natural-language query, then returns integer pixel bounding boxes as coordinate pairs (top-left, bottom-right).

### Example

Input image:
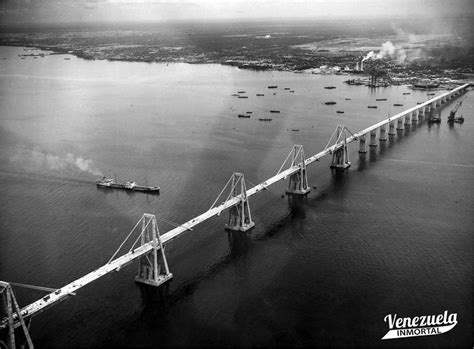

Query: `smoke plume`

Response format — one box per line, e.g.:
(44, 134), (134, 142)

(362, 41), (397, 61)
(11, 147), (103, 176)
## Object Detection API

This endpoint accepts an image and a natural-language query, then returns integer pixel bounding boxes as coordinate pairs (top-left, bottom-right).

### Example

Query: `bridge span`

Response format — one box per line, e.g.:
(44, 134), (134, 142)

(1, 83), (470, 338)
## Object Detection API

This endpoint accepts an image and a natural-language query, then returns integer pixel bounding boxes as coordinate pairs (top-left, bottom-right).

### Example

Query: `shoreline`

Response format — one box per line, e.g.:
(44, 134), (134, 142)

(1, 43), (469, 89)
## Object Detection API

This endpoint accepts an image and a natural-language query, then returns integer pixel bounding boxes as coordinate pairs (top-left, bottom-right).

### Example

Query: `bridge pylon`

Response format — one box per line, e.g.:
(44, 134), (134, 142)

(325, 125), (354, 171)
(279, 145), (311, 196)
(0, 282), (34, 349)
(134, 214), (173, 287)
(223, 173), (255, 232)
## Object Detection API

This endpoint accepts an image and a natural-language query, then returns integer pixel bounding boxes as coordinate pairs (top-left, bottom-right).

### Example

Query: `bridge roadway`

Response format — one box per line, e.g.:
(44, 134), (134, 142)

(2, 83), (470, 329)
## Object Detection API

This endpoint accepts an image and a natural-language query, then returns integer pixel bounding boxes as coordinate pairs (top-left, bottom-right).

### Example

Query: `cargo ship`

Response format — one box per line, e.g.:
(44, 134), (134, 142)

(96, 177), (160, 193)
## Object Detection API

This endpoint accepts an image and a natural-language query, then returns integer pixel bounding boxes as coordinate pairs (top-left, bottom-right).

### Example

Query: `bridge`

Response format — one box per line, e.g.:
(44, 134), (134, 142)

(0, 83), (470, 347)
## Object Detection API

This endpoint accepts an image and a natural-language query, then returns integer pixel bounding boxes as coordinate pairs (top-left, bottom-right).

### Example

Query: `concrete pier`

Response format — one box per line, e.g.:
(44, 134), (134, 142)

(397, 117), (404, 130)
(404, 113), (412, 126)
(388, 120), (396, 135)
(358, 134), (367, 153)
(379, 124), (387, 141)
(369, 129), (378, 147)
(412, 110), (419, 123)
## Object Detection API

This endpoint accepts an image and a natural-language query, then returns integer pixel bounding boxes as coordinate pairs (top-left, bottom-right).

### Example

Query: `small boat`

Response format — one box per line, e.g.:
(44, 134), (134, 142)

(325, 101), (337, 105)
(427, 93), (435, 96)
(368, 105), (377, 109)
(238, 91), (246, 93)
(376, 98), (387, 101)
(64, 58), (70, 60)
(246, 111), (253, 114)
(417, 102), (423, 104)
(292, 129), (300, 132)
(268, 85), (278, 89)
(429, 117), (441, 123)
(454, 116), (464, 124)
(270, 110), (280, 113)
(393, 103), (403, 106)
(284, 87), (290, 90)
(256, 94), (265, 96)
(345, 98), (351, 100)
(336, 111), (345, 114)
(324, 86), (336, 89)
(238, 114), (250, 118)
(231, 94), (239, 96)
(238, 96), (248, 99)
(259, 118), (272, 121)
(403, 92), (411, 95)
(290, 90), (295, 93)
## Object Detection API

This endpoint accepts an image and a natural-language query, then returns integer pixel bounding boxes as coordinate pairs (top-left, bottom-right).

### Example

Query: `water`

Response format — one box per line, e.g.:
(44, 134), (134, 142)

(0, 46), (472, 347)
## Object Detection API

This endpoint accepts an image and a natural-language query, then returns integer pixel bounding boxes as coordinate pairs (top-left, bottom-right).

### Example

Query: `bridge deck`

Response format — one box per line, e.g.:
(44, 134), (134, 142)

(2, 83), (469, 329)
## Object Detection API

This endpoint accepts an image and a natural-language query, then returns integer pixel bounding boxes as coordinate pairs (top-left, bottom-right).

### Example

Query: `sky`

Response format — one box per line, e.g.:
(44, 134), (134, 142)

(0, 0), (473, 25)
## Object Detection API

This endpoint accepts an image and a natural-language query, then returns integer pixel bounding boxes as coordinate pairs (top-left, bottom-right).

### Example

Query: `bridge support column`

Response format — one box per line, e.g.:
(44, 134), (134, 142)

(322, 126), (355, 170)
(388, 121), (396, 135)
(225, 173), (255, 232)
(369, 129), (378, 147)
(0, 282), (34, 349)
(419, 107), (425, 117)
(396, 117), (404, 130)
(286, 146), (311, 195)
(135, 214), (173, 287)
(404, 113), (411, 126)
(412, 110), (419, 123)
(358, 134), (367, 153)
(330, 132), (351, 171)
(379, 124), (387, 141)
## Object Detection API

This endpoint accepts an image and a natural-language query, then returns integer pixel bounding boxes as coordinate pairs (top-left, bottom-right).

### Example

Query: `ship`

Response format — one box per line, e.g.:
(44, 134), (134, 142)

(325, 101), (337, 105)
(412, 82), (439, 89)
(268, 85), (278, 89)
(238, 114), (250, 118)
(96, 177), (160, 193)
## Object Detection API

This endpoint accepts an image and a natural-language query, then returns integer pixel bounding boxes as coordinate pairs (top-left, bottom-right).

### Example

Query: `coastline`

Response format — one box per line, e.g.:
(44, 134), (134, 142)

(0, 42), (470, 89)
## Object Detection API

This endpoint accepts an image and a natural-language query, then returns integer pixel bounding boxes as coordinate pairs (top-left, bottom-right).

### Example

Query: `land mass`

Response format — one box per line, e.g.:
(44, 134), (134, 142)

(1, 18), (473, 86)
